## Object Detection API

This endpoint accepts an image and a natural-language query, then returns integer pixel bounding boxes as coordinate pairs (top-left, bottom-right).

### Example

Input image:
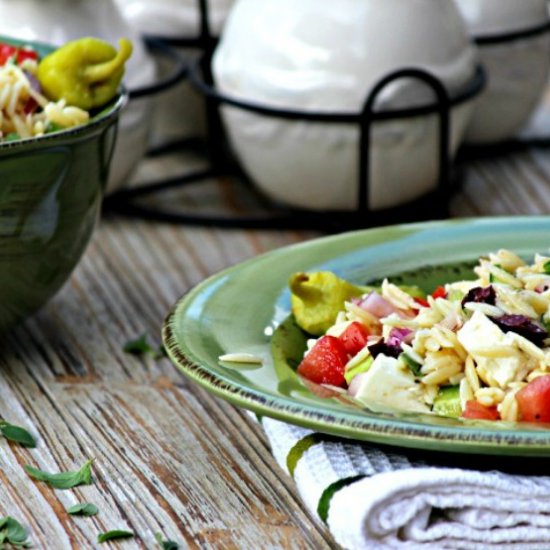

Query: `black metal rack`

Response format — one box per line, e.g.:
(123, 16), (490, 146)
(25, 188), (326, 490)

(104, 58), (484, 230)
(127, 38), (189, 101)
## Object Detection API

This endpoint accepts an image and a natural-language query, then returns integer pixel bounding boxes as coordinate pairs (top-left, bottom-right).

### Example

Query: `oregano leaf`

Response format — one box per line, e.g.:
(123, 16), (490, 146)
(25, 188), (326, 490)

(67, 502), (98, 517)
(155, 532), (179, 550)
(97, 530), (134, 543)
(0, 517), (30, 548)
(123, 334), (155, 355)
(24, 459), (94, 489)
(5, 517), (28, 545)
(124, 334), (165, 359)
(0, 423), (36, 448)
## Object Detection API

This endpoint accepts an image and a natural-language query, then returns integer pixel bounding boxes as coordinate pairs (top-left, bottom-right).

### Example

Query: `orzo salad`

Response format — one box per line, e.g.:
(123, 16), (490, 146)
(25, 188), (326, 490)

(289, 249), (550, 423)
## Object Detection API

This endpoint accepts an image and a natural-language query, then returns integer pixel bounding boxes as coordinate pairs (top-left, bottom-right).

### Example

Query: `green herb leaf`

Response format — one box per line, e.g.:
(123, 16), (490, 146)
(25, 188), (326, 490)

(5, 518), (28, 546)
(401, 353), (422, 377)
(544, 260), (550, 275)
(0, 421), (36, 448)
(0, 517), (30, 547)
(123, 333), (153, 355)
(45, 121), (65, 134)
(97, 530), (134, 543)
(24, 459), (93, 489)
(155, 532), (179, 550)
(123, 333), (165, 359)
(67, 502), (98, 517)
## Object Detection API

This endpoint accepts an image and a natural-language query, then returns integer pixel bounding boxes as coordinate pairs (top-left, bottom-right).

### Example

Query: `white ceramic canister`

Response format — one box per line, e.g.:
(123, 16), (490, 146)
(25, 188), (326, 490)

(213, 0), (479, 212)
(115, 0), (235, 146)
(0, 0), (157, 192)
(455, 0), (550, 144)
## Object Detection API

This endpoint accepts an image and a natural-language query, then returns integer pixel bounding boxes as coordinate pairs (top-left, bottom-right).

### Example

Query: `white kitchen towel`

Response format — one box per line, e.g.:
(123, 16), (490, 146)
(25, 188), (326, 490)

(260, 416), (550, 550)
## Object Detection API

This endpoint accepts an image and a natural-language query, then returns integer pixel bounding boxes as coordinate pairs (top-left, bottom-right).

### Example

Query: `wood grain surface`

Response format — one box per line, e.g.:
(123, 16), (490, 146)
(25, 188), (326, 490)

(1, 143), (549, 549)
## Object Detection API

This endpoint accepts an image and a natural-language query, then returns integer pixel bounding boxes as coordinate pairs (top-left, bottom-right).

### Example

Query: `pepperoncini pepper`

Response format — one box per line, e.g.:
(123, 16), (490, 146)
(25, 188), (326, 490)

(289, 272), (366, 336)
(37, 37), (132, 110)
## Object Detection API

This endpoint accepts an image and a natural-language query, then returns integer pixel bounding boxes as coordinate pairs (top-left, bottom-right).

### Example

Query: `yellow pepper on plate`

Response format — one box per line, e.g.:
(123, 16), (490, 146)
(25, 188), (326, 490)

(289, 272), (365, 336)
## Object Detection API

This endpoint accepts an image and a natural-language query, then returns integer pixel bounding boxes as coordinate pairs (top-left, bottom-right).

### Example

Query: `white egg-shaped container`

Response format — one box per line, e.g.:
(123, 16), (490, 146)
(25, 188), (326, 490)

(115, 0), (235, 145)
(213, 0), (479, 211)
(455, 0), (550, 144)
(0, 0), (157, 193)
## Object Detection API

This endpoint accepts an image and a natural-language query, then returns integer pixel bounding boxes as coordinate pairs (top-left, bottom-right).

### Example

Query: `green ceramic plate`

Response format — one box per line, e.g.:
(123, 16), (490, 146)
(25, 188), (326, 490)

(163, 217), (550, 456)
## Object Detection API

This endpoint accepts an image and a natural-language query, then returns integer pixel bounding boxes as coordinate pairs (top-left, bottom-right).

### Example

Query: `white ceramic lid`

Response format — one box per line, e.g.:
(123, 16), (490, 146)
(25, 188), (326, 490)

(455, 0), (549, 36)
(213, 0), (477, 112)
(115, 0), (234, 38)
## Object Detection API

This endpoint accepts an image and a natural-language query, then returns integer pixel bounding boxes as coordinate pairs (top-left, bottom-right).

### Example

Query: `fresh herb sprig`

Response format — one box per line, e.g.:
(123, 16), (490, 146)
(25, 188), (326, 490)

(97, 530), (134, 543)
(24, 459), (94, 490)
(67, 503), (98, 517)
(155, 532), (179, 550)
(0, 420), (36, 448)
(123, 333), (165, 359)
(0, 516), (30, 548)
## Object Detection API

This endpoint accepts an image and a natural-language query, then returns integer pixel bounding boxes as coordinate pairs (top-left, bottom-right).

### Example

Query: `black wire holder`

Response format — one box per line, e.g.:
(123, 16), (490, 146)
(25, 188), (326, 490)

(128, 38), (189, 101)
(475, 20), (550, 46)
(104, 58), (485, 231)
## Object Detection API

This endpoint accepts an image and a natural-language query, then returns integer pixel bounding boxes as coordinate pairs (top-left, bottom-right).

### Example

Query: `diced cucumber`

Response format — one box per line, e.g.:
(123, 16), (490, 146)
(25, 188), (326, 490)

(433, 385), (461, 418)
(344, 356), (373, 385)
(400, 353), (422, 377)
(447, 289), (465, 302)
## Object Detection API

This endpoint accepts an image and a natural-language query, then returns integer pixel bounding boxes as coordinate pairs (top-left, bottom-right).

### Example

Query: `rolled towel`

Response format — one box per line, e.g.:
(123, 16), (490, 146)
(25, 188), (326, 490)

(260, 415), (550, 549)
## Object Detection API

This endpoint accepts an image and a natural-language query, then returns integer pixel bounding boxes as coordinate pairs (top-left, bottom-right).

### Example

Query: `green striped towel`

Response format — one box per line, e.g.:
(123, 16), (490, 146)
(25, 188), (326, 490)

(260, 416), (550, 549)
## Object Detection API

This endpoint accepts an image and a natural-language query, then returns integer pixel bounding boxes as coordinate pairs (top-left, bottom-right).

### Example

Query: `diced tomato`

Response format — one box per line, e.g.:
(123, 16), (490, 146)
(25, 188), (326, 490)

(16, 47), (38, 64)
(462, 400), (500, 421)
(432, 286), (447, 299)
(414, 297), (430, 308)
(339, 322), (370, 356)
(516, 375), (550, 422)
(0, 43), (17, 65)
(0, 43), (38, 66)
(297, 335), (348, 387)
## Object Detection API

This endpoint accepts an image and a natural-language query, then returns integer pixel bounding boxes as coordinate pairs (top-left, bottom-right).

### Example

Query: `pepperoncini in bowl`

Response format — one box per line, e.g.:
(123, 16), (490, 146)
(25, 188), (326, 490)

(37, 37), (133, 110)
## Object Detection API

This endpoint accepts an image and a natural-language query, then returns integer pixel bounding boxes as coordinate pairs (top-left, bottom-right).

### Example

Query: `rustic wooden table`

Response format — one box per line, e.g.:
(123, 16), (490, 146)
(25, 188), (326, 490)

(1, 144), (549, 549)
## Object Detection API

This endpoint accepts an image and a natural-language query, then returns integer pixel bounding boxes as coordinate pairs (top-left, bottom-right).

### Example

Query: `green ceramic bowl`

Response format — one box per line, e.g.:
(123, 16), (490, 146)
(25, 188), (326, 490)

(0, 37), (126, 331)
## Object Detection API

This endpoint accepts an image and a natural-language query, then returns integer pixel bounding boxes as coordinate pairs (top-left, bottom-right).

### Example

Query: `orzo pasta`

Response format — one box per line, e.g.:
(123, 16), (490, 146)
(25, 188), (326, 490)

(290, 249), (550, 423)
